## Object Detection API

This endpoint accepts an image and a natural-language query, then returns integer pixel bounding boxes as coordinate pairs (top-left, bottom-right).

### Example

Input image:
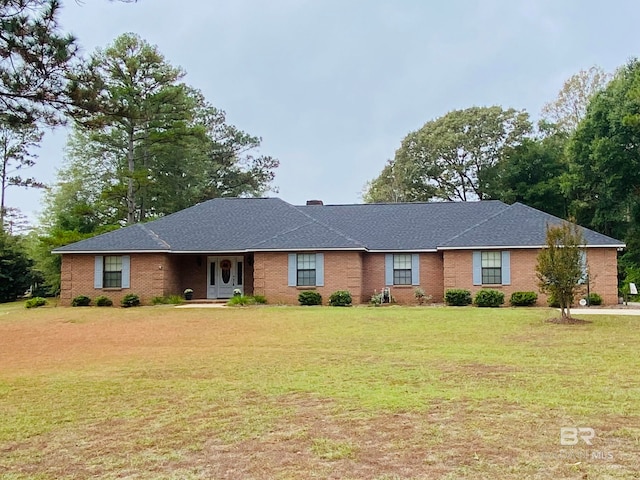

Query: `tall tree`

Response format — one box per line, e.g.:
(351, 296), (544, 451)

(536, 222), (586, 321)
(364, 106), (531, 203)
(483, 125), (569, 218)
(0, 121), (44, 228)
(72, 33), (194, 224)
(363, 159), (436, 203)
(196, 105), (278, 201)
(2, 207), (31, 234)
(541, 66), (611, 133)
(568, 59), (640, 241)
(0, 229), (34, 302)
(0, 0), (77, 126)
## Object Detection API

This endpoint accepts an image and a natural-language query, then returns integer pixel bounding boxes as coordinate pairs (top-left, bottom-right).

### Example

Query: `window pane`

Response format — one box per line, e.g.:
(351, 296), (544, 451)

(103, 271), (122, 288)
(297, 254), (316, 286)
(210, 262), (215, 286)
(482, 267), (502, 284)
(393, 254), (412, 285)
(237, 261), (243, 285)
(103, 256), (122, 288)
(297, 253), (316, 270)
(481, 251), (501, 268)
(297, 270), (316, 286)
(393, 269), (411, 285)
(104, 256), (122, 272)
(393, 254), (411, 269)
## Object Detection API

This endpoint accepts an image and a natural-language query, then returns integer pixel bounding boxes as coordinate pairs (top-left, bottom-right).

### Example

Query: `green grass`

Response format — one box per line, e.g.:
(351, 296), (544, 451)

(0, 303), (639, 478)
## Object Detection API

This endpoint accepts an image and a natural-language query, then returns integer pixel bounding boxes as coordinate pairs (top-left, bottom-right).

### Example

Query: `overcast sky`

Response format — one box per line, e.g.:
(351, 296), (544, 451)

(10, 0), (640, 222)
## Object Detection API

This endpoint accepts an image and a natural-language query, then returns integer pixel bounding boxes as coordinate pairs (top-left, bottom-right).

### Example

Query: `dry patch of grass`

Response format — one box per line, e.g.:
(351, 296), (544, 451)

(0, 303), (639, 479)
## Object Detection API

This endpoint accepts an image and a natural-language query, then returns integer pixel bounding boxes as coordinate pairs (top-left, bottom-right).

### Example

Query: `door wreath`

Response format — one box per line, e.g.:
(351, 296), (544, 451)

(220, 259), (232, 283)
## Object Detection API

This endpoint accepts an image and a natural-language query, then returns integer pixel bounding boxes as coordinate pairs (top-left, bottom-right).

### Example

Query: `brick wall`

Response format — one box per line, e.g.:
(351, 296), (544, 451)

(253, 251), (363, 305)
(442, 248), (620, 305)
(584, 248), (619, 305)
(362, 252), (444, 304)
(60, 253), (177, 306)
(59, 247), (620, 306)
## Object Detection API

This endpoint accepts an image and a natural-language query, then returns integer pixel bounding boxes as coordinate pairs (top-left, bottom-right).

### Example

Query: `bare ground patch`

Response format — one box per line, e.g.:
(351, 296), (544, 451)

(546, 317), (593, 325)
(1, 307), (639, 479)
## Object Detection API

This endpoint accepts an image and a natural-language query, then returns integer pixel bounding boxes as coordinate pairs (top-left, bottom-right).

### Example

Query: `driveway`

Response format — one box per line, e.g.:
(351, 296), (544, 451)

(569, 302), (640, 316)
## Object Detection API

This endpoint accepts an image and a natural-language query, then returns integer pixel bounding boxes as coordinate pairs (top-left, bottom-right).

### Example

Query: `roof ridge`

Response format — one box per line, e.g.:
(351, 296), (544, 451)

(249, 201), (368, 249)
(249, 221), (318, 248)
(439, 201), (511, 247)
(298, 199), (507, 207)
(291, 203), (368, 248)
(137, 223), (172, 249)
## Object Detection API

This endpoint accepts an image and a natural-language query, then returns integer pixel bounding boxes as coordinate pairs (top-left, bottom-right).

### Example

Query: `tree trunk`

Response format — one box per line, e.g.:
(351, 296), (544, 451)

(127, 128), (136, 225)
(1, 139), (7, 230)
(139, 125), (149, 222)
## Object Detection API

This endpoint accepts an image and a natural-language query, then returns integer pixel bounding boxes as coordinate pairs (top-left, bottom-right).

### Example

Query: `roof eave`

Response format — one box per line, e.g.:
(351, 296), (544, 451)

(367, 249), (438, 253)
(52, 249), (171, 255)
(438, 244), (626, 250)
(250, 247), (367, 252)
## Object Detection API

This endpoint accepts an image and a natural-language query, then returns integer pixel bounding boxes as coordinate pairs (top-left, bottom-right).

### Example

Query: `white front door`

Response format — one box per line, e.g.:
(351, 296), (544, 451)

(207, 256), (243, 299)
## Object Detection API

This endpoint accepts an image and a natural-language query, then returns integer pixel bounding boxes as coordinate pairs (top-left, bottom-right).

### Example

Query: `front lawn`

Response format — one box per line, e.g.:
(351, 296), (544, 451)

(0, 304), (638, 479)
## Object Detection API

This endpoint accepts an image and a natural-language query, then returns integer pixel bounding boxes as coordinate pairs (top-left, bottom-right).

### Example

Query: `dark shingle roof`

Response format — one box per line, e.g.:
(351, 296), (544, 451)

(440, 202), (623, 248)
(297, 200), (509, 250)
(53, 198), (366, 253)
(53, 198), (625, 254)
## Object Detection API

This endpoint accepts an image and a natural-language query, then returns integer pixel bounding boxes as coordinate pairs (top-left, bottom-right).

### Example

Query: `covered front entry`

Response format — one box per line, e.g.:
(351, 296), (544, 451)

(207, 256), (244, 299)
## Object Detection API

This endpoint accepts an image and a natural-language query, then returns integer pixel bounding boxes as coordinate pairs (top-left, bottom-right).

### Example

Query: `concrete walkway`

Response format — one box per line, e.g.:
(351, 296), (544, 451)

(565, 307), (640, 316)
(175, 303), (227, 309)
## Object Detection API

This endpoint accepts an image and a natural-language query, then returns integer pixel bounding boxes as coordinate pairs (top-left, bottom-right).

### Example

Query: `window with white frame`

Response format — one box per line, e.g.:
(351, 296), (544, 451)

(481, 251), (502, 284)
(103, 256), (123, 288)
(297, 253), (316, 286)
(393, 254), (412, 285)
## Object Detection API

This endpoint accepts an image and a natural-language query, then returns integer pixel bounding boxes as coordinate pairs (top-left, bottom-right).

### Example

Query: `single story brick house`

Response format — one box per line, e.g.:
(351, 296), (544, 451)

(53, 198), (625, 306)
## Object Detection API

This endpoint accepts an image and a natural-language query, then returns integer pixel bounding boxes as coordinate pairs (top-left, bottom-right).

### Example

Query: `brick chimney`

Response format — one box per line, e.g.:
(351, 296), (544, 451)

(306, 200), (323, 206)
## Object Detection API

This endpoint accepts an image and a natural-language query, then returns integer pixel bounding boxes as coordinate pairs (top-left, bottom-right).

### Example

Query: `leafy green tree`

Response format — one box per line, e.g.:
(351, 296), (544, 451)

(0, 229), (34, 302)
(568, 59), (640, 243)
(195, 105), (278, 201)
(62, 101), (279, 223)
(71, 33), (191, 224)
(37, 34), (279, 287)
(364, 106), (531, 202)
(3, 207), (32, 235)
(483, 126), (569, 218)
(0, 122), (44, 228)
(0, 0), (77, 127)
(70, 33), (278, 224)
(363, 159), (436, 203)
(32, 141), (120, 293)
(536, 222), (586, 320)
